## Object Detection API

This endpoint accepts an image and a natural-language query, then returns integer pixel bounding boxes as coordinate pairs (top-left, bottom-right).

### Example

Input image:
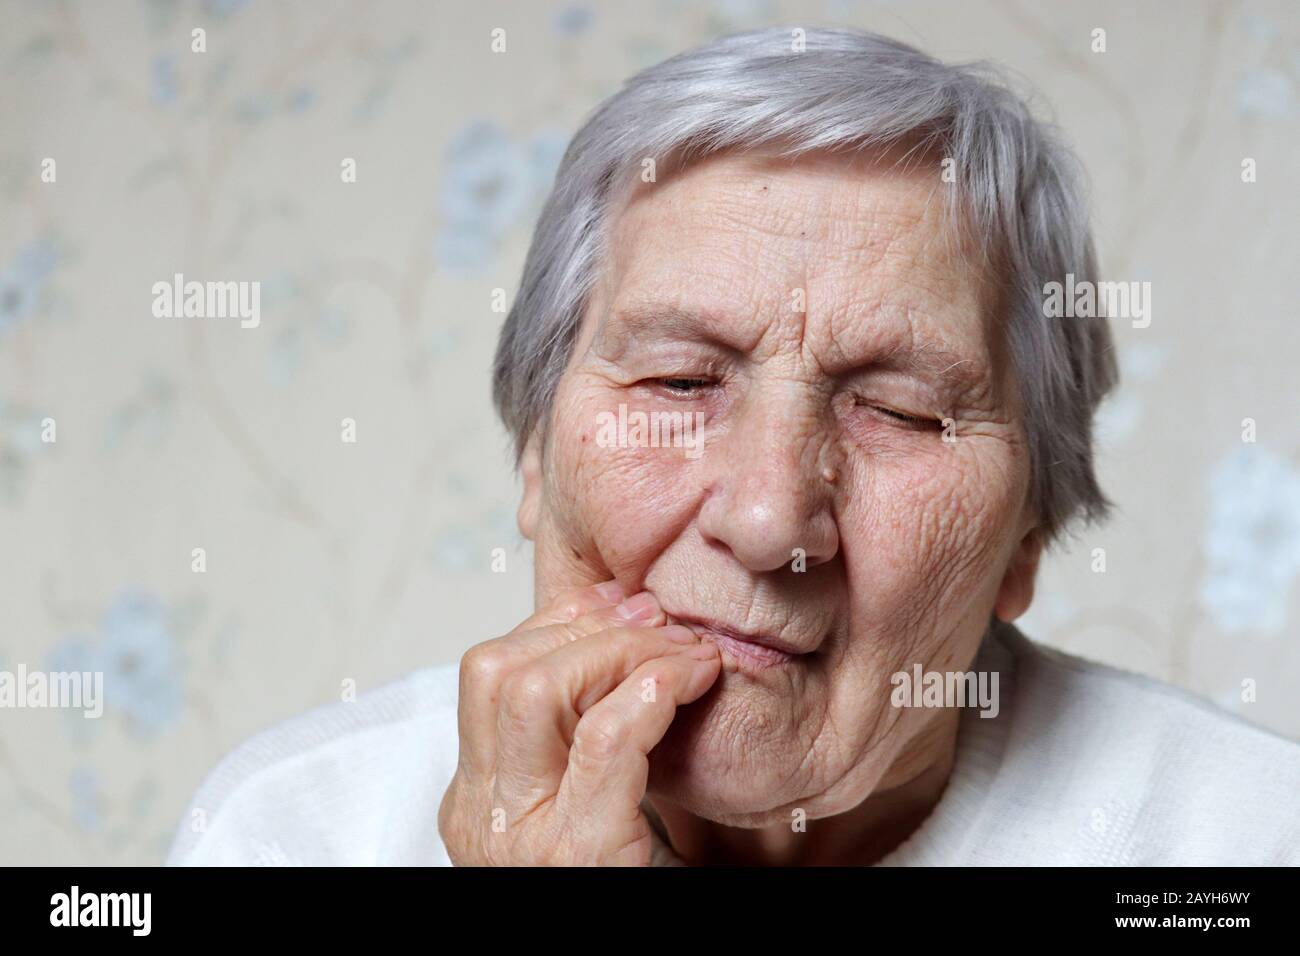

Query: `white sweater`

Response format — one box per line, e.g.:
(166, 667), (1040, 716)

(166, 623), (1300, 866)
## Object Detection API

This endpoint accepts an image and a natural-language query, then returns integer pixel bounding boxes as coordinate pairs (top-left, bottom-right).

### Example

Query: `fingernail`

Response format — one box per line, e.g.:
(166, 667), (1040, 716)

(661, 625), (698, 644)
(595, 581), (625, 602)
(616, 591), (659, 621)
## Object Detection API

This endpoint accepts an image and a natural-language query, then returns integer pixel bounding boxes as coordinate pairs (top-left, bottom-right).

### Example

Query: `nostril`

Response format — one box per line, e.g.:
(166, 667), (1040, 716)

(695, 467), (841, 573)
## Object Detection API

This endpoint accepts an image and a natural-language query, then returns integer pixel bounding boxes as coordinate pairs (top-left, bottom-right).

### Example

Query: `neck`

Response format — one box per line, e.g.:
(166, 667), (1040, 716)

(646, 709), (961, 866)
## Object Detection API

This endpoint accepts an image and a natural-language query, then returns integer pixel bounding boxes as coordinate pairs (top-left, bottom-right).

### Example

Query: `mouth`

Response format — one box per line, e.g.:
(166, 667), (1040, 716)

(665, 612), (807, 669)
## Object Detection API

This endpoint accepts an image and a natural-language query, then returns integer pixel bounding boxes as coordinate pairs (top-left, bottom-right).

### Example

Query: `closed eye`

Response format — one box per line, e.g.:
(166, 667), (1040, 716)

(861, 403), (936, 429)
(656, 377), (712, 394)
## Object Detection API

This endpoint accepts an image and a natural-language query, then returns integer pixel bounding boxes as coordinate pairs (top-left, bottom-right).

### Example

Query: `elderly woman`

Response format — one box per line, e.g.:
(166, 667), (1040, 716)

(170, 28), (1299, 867)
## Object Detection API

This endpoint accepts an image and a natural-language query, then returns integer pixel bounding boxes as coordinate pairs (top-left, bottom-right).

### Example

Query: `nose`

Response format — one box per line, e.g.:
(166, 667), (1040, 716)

(696, 394), (840, 573)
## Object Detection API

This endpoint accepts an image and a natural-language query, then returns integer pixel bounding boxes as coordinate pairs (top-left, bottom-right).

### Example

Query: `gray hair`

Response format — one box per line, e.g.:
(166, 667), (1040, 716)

(493, 26), (1117, 544)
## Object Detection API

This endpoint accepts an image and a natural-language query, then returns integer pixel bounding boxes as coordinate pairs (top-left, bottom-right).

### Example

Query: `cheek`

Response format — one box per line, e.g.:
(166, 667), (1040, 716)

(545, 388), (703, 578)
(814, 441), (1022, 784)
(839, 436), (1024, 638)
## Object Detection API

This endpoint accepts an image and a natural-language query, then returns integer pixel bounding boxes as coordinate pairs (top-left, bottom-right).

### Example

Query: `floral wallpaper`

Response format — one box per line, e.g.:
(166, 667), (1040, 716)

(1, 0), (1297, 865)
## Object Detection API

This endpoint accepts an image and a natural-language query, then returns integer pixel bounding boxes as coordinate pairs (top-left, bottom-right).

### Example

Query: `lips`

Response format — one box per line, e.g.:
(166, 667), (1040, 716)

(666, 612), (807, 668)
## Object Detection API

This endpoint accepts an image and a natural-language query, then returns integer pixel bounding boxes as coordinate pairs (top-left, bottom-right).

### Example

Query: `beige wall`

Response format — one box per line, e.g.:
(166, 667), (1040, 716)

(1, 0), (1297, 864)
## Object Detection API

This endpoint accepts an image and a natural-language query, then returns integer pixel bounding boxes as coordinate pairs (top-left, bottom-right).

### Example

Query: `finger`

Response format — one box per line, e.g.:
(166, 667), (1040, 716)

(513, 581), (628, 634)
(557, 646), (721, 828)
(456, 590), (663, 776)
(455, 581), (626, 775)
(492, 624), (704, 811)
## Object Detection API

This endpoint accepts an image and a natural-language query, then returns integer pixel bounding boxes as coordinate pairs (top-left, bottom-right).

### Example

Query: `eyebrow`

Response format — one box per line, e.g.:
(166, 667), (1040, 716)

(603, 305), (744, 349)
(870, 338), (986, 393)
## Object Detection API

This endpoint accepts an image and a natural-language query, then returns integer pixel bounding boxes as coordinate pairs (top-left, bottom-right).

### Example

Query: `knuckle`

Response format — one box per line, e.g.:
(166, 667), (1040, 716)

(437, 788), (455, 840)
(461, 641), (511, 689)
(499, 666), (558, 724)
(573, 712), (627, 762)
(547, 586), (591, 620)
(437, 778), (476, 864)
(634, 657), (682, 689)
(555, 598), (587, 622)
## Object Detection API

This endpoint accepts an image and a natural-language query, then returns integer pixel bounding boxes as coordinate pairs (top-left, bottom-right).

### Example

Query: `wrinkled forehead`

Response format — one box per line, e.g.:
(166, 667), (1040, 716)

(578, 144), (1008, 389)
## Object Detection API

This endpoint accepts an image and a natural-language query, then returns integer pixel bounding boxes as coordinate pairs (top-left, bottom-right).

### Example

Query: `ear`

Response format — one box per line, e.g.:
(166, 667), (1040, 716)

(516, 432), (543, 541)
(994, 527), (1042, 623)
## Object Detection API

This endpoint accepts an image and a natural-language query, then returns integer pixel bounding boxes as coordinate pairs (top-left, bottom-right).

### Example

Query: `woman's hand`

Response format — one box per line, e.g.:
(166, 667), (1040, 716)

(438, 582), (721, 865)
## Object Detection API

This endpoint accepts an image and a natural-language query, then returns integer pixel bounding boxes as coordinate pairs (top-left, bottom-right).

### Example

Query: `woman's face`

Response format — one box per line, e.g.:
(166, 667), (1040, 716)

(519, 147), (1040, 827)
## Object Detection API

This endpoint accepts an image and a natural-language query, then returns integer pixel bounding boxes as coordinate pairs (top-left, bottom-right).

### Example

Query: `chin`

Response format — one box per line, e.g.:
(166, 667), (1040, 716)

(645, 678), (814, 827)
